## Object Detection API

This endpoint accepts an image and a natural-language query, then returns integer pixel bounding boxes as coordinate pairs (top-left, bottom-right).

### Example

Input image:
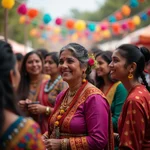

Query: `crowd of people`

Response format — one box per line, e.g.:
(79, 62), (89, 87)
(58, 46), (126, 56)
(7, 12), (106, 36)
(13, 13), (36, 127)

(0, 39), (150, 150)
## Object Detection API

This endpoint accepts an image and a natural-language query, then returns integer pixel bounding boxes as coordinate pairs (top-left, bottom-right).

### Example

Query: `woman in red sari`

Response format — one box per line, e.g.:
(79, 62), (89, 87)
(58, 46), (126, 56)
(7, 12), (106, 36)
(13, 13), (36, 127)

(109, 44), (150, 150)
(43, 43), (114, 150)
(37, 52), (68, 133)
(18, 51), (49, 126)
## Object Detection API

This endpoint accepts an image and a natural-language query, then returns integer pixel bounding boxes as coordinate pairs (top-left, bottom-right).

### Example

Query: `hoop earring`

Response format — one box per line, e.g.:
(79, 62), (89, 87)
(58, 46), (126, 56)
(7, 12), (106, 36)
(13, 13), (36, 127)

(128, 73), (133, 79)
(82, 71), (86, 83)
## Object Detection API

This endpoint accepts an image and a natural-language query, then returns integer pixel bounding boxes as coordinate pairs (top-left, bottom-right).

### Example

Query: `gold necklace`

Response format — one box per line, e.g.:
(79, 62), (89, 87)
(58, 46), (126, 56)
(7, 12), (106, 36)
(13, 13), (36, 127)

(68, 89), (78, 97)
(30, 75), (42, 88)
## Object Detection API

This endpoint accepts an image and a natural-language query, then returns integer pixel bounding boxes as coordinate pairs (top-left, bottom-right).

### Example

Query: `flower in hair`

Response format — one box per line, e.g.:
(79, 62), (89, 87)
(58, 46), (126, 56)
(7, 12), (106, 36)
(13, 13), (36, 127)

(88, 53), (98, 69)
(88, 58), (94, 66)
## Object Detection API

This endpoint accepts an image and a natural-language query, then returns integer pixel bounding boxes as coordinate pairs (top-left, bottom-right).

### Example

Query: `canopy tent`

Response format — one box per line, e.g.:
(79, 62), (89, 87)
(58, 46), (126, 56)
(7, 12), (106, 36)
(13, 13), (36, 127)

(131, 25), (150, 46)
(101, 25), (150, 50)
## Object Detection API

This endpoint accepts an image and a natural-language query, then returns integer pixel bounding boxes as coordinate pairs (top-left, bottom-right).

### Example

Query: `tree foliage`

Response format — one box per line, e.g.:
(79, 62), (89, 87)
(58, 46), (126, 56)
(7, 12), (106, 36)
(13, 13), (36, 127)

(70, 0), (150, 42)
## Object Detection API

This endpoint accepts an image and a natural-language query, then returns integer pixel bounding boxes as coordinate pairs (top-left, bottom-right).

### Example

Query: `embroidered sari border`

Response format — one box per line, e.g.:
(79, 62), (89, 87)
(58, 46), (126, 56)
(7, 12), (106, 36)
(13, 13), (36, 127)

(62, 87), (105, 132)
(70, 137), (89, 150)
(9, 119), (34, 148)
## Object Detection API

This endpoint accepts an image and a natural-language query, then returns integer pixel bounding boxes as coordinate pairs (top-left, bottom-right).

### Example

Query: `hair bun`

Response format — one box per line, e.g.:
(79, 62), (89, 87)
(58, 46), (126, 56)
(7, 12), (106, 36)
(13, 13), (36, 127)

(140, 47), (150, 63)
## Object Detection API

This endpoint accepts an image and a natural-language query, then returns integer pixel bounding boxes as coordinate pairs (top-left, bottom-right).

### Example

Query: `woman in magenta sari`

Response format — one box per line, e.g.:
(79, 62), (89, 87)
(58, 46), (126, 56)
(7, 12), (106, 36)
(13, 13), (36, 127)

(109, 44), (150, 150)
(43, 43), (114, 150)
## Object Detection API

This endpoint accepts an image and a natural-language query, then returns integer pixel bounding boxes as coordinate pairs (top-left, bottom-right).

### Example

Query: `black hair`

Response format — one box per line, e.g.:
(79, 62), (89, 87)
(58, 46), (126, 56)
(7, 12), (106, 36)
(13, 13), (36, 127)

(117, 44), (150, 91)
(95, 51), (115, 88)
(17, 51), (43, 100)
(45, 52), (59, 66)
(36, 48), (48, 58)
(90, 46), (103, 56)
(0, 40), (20, 135)
(15, 53), (24, 61)
(60, 43), (94, 84)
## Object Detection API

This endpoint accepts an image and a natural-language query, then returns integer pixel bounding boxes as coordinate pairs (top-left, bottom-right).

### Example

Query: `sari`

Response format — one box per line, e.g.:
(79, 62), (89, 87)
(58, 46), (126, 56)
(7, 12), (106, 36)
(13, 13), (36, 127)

(0, 117), (45, 150)
(118, 85), (150, 150)
(105, 81), (127, 132)
(48, 81), (114, 150)
(27, 74), (49, 122)
(38, 77), (68, 133)
(28, 74), (50, 102)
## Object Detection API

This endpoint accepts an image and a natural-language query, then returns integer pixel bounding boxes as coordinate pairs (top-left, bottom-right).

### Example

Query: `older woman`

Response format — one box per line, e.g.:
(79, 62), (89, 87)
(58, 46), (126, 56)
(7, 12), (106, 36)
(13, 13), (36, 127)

(43, 43), (114, 150)
(0, 40), (45, 149)
(109, 44), (150, 149)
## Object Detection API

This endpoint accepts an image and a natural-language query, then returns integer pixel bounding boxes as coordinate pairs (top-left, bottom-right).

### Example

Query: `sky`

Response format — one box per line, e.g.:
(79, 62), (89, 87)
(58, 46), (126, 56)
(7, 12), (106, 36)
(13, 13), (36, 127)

(27, 0), (105, 18)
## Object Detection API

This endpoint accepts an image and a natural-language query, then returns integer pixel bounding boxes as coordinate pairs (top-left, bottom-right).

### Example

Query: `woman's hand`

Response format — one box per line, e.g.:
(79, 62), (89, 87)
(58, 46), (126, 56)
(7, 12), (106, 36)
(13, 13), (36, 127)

(114, 133), (120, 147)
(18, 100), (27, 111)
(44, 139), (61, 150)
(42, 132), (49, 141)
(28, 103), (46, 115)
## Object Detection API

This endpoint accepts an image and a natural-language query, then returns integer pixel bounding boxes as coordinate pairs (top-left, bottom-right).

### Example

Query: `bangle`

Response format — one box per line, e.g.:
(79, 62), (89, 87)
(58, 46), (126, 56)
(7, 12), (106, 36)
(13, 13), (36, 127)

(61, 138), (67, 150)
(45, 107), (51, 115)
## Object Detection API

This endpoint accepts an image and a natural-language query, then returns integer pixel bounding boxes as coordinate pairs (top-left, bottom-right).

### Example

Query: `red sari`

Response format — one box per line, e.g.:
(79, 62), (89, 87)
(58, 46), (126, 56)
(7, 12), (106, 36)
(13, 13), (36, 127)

(118, 85), (150, 150)
(38, 78), (68, 133)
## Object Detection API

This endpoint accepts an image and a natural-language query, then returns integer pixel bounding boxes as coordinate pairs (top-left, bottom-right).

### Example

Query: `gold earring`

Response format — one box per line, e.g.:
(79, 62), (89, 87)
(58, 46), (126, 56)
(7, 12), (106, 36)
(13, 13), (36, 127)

(82, 71), (86, 83)
(128, 73), (133, 79)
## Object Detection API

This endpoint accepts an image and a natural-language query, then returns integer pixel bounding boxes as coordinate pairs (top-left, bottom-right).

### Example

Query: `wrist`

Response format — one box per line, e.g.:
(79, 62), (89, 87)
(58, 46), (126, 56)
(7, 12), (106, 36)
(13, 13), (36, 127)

(45, 106), (51, 115)
(61, 138), (68, 150)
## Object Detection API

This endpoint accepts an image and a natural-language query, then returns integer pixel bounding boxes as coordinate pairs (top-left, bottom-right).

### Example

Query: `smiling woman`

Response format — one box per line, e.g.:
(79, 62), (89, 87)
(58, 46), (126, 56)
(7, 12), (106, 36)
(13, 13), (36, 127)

(95, 51), (127, 132)
(17, 51), (49, 122)
(37, 52), (68, 133)
(42, 43), (114, 150)
(109, 44), (150, 150)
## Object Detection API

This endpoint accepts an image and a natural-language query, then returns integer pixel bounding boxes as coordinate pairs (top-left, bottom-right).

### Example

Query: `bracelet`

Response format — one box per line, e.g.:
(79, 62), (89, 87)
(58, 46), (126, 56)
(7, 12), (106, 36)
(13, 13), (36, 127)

(45, 107), (51, 115)
(61, 138), (67, 150)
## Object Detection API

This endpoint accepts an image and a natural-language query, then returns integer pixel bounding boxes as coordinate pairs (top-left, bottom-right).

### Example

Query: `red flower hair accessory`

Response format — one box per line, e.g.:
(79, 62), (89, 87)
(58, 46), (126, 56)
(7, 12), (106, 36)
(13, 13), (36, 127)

(88, 53), (98, 69)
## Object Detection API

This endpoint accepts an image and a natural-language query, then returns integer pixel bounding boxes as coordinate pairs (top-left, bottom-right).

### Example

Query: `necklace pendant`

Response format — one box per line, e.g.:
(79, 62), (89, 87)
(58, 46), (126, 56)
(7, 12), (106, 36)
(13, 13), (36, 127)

(55, 126), (60, 139)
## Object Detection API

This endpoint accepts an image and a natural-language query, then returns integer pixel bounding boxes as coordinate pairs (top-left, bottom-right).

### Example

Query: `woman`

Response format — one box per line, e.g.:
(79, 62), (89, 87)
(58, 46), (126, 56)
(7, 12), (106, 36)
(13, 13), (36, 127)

(43, 43), (114, 150)
(95, 51), (127, 132)
(35, 52), (68, 133)
(109, 44), (150, 149)
(0, 40), (45, 150)
(18, 51), (49, 121)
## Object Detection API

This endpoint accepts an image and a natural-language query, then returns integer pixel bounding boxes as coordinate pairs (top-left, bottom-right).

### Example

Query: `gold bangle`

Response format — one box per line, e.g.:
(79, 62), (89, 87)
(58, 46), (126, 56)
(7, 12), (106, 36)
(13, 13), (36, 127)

(45, 107), (51, 115)
(61, 138), (68, 150)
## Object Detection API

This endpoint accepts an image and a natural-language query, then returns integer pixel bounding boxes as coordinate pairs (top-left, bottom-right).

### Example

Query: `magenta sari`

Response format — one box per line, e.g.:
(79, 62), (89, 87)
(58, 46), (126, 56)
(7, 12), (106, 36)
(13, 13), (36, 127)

(48, 82), (114, 150)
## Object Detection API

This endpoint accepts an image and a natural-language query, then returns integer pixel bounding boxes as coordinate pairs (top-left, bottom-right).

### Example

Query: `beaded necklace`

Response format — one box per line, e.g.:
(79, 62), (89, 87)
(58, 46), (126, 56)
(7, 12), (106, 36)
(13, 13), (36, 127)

(44, 75), (61, 93)
(52, 81), (88, 138)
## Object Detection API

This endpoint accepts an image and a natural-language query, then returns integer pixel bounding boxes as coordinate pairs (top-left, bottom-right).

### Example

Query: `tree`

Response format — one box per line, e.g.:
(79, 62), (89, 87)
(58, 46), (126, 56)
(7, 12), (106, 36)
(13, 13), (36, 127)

(70, 0), (150, 42)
